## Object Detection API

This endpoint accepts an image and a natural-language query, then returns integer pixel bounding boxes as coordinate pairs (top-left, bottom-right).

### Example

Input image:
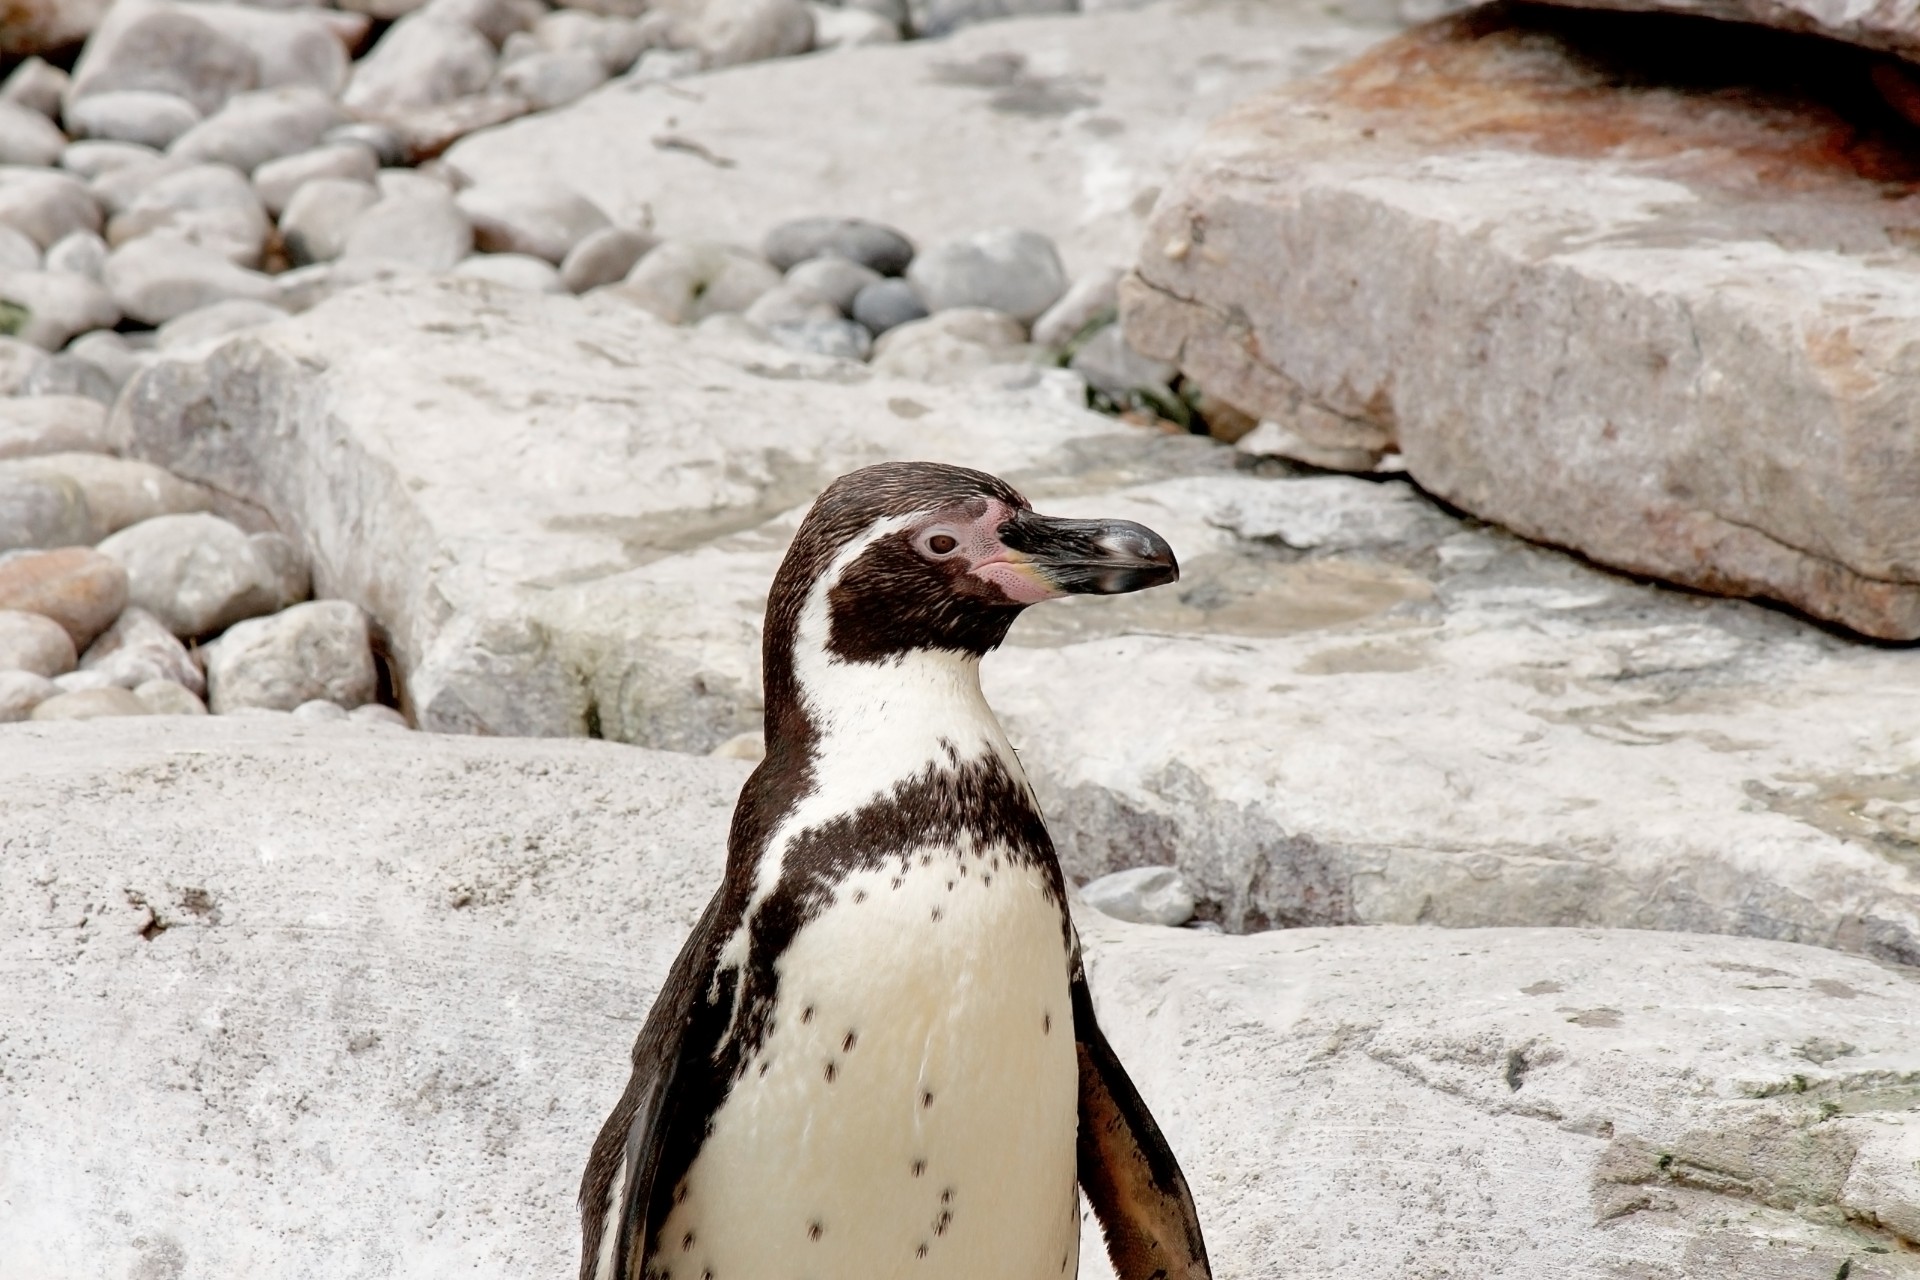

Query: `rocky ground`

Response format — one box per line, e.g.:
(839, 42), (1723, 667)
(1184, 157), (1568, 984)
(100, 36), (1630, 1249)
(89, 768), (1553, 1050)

(1, 0), (1917, 1276)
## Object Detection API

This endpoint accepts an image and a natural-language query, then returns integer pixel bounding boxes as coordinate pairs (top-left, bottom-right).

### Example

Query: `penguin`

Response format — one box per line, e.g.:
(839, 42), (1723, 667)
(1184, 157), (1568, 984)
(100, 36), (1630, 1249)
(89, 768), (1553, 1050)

(579, 461), (1211, 1280)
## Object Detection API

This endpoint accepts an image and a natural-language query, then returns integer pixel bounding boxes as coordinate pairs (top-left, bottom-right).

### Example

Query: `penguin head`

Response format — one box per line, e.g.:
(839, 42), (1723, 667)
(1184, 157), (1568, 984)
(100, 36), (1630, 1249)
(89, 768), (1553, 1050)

(770, 460), (1179, 665)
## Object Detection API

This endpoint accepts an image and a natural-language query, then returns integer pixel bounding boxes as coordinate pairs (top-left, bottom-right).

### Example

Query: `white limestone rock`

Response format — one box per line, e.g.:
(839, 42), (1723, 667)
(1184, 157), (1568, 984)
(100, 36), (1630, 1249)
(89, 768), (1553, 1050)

(106, 163), (271, 268)
(251, 143), (380, 218)
(0, 268), (120, 350)
(64, 91), (202, 150)
(0, 167), (102, 250)
(43, 229), (107, 281)
(494, 48), (609, 110)
(0, 336), (49, 394)
(451, 253), (564, 292)
(2, 715), (1917, 1278)
(77, 604), (204, 694)
(558, 225), (655, 294)
(96, 512), (308, 640)
(446, 0), (1396, 275)
(455, 181), (610, 264)
(68, 1), (349, 114)
(655, 0), (814, 67)
(868, 306), (1034, 382)
(103, 235), (279, 326)
(0, 100), (67, 168)
(338, 188), (473, 272)
(154, 299), (289, 353)
(0, 396), (111, 461)
(27, 685), (150, 719)
(132, 676), (206, 715)
(167, 86), (344, 175)
(0, 58), (67, 120)
(342, 13), (498, 117)
(608, 239), (780, 323)
(277, 177), (379, 266)
(203, 599), (376, 713)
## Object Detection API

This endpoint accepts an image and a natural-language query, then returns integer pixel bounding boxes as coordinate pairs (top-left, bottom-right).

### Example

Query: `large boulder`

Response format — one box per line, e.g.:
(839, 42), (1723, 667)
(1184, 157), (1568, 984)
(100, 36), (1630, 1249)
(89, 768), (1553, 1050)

(1124, 9), (1920, 640)
(113, 277), (1920, 967)
(1, 718), (1916, 1279)
(444, 0), (1399, 275)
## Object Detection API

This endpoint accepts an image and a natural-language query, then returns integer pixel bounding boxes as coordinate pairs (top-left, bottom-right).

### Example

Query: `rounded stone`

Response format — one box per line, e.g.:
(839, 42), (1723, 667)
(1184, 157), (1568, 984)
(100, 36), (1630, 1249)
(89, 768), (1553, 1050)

(204, 599), (378, 714)
(0, 99), (67, 168)
(339, 189), (472, 273)
(0, 168), (103, 250)
(95, 513), (309, 641)
(66, 9), (258, 116)
(850, 277), (928, 335)
(77, 605), (204, 694)
(44, 230), (108, 281)
(21, 354), (118, 405)
(341, 15), (497, 116)
(905, 226), (1068, 323)
(609, 239), (779, 324)
(155, 299), (289, 351)
(65, 91), (203, 151)
(1, 57), (68, 120)
(106, 162), (272, 268)
(1078, 865), (1197, 927)
(494, 49), (608, 111)
(29, 685), (151, 720)
(278, 178), (379, 266)
(868, 306), (1033, 383)
(349, 702), (410, 728)
(0, 396), (111, 461)
(322, 122), (407, 168)
(451, 253), (565, 292)
(103, 235), (279, 327)
(1031, 265), (1123, 350)
(0, 224), (35, 272)
(784, 255), (881, 312)
(0, 548), (125, 652)
(167, 86), (344, 175)
(455, 182), (611, 265)
(558, 226), (655, 294)
(767, 316), (873, 361)
(251, 142), (379, 218)
(763, 215), (914, 275)
(59, 140), (161, 181)
(0, 336), (49, 393)
(291, 697), (349, 722)
(0, 608), (78, 676)
(134, 677), (208, 715)
(0, 269), (120, 351)
(0, 668), (59, 722)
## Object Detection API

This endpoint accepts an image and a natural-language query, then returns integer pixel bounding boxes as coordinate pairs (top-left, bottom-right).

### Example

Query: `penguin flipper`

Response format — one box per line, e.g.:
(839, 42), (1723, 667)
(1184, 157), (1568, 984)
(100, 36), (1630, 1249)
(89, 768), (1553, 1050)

(1072, 970), (1212, 1280)
(579, 889), (730, 1280)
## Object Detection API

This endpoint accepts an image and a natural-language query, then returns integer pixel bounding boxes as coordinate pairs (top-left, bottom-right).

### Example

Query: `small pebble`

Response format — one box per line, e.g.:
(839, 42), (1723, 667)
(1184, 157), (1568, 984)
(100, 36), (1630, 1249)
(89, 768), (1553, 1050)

(134, 678), (209, 716)
(0, 669), (59, 722)
(0, 608), (78, 677)
(849, 277), (927, 335)
(252, 143), (380, 218)
(1, 58), (68, 120)
(65, 91), (204, 151)
(559, 226), (655, 294)
(339, 188), (473, 273)
(907, 226), (1068, 323)
(102, 236), (279, 327)
(784, 255), (881, 312)
(455, 181), (611, 265)
(452, 253), (565, 292)
(30, 685), (151, 721)
(292, 698), (349, 722)
(610, 239), (780, 324)
(78, 605), (205, 695)
(763, 215), (914, 276)
(279, 178), (380, 266)
(107, 164), (272, 269)
(349, 702), (410, 728)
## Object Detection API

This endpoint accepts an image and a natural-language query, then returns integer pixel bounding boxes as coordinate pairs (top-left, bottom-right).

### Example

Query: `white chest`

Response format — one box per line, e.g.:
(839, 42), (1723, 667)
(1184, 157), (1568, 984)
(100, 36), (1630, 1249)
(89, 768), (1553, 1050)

(652, 845), (1081, 1280)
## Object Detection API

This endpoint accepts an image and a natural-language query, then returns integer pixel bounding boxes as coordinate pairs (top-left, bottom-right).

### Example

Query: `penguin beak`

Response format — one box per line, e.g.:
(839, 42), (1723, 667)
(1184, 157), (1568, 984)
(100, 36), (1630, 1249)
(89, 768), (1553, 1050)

(985, 510), (1180, 599)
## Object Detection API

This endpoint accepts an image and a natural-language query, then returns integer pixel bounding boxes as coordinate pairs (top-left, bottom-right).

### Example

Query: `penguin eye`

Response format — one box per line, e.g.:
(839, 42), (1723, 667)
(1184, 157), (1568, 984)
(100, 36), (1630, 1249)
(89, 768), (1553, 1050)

(921, 531), (961, 557)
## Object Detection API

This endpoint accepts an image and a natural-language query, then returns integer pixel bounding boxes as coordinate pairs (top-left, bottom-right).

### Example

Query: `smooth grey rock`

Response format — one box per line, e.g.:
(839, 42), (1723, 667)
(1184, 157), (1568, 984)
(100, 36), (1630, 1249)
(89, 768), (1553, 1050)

(65, 6), (257, 117)
(154, 298), (289, 352)
(0, 269), (119, 350)
(103, 235), (278, 326)
(106, 162), (270, 268)
(908, 226), (1066, 323)
(167, 86), (343, 174)
(763, 214), (912, 275)
(0, 58), (68, 120)
(0, 546), (127, 648)
(869, 306), (1033, 382)
(77, 604), (203, 694)
(251, 142), (379, 217)
(558, 225), (655, 294)
(783, 255), (881, 312)
(809, 3), (901, 46)
(342, 14), (498, 117)
(0, 336), (50, 393)
(766, 316), (873, 361)
(58, 140), (161, 181)
(0, 468), (94, 550)
(1078, 865), (1195, 926)
(655, 0), (813, 67)
(133, 676), (206, 714)
(28, 685), (150, 719)
(322, 122), (407, 169)
(849, 276), (929, 334)
(1031, 263), (1120, 348)
(278, 177), (379, 266)
(0, 608), (78, 676)
(450, 253), (565, 292)
(63, 91), (202, 150)
(0, 167), (102, 250)
(3, 452), (215, 541)
(0, 397), (110, 461)
(455, 182), (610, 264)
(494, 49), (609, 110)
(20, 354), (118, 405)
(1069, 323), (1175, 398)
(0, 224), (39, 272)
(339, 189), (473, 272)
(96, 512), (308, 640)
(0, 669), (59, 721)
(290, 696), (348, 722)
(0, 100), (67, 168)
(204, 599), (377, 713)
(42, 230), (107, 281)
(1126, 13), (1920, 640)
(608, 240), (779, 323)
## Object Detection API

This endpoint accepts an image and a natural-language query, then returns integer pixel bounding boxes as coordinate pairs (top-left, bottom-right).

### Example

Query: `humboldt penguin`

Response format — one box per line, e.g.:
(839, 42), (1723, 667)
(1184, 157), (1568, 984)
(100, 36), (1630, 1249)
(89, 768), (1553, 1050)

(579, 461), (1211, 1280)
